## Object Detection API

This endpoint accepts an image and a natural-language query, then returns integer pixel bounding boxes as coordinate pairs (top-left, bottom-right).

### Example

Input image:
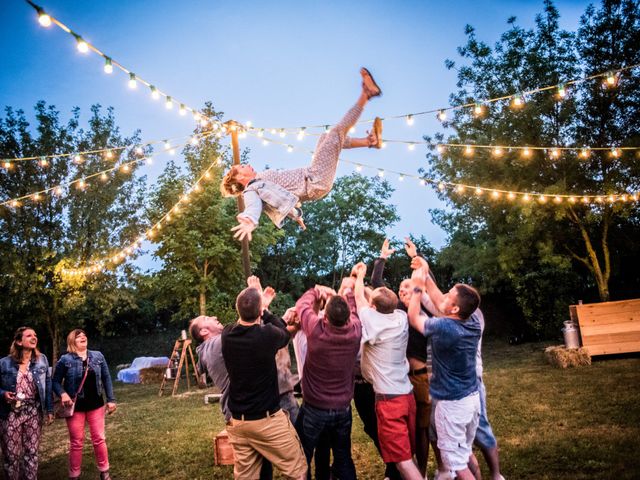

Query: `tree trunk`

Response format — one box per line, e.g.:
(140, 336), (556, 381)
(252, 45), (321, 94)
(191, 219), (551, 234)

(567, 207), (611, 302)
(199, 284), (206, 316)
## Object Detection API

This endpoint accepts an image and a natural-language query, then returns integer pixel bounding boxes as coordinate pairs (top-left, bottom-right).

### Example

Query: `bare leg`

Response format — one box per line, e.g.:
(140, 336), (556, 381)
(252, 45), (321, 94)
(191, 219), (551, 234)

(479, 446), (502, 480)
(415, 426), (430, 477)
(455, 468), (476, 480)
(467, 453), (482, 480)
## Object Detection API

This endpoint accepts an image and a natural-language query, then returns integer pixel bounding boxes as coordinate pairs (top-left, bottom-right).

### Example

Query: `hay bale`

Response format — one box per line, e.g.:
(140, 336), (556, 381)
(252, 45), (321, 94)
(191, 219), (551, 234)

(544, 345), (591, 369)
(139, 366), (166, 384)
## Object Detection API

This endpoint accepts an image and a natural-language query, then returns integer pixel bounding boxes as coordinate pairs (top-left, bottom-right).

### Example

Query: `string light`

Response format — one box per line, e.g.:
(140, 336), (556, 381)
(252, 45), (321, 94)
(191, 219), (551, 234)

(492, 147), (503, 157)
(179, 104), (186, 116)
(100, 172), (108, 181)
(297, 128), (306, 141)
(437, 110), (447, 121)
(36, 7), (51, 27)
(550, 148), (560, 158)
(512, 95), (524, 108)
(408, 143), (416, 151)
(3, 161), (11, 170)
(128, 73), (137, 89)
(378, 170), (385, 178)
(522, 148), (531, 158)
(580, 148), (590, 159)
(436, 145), (445, 154)
(165, 96), (173, 109)
(474, 104), (484, 117)
(103, 57), (113, 74)
(39, 157), (49, 167)
(406, 115), (414, 126)
(73, 34), (89, 53)
(104, 150), (113, 160)
(464, 145), (474, 156)
(150, 86), (159, 100)
(557, 84), (567, 99)
(606, 72), (617, 87)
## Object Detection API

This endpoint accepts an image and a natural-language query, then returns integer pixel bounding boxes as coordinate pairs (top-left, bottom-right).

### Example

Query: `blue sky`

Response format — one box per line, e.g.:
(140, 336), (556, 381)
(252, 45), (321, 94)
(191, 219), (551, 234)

(0, 0), (589, 270)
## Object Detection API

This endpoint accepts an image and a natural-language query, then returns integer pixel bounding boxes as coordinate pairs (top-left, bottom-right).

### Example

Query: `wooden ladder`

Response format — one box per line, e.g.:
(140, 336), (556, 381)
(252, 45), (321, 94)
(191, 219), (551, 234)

(158, 338), (204, 396)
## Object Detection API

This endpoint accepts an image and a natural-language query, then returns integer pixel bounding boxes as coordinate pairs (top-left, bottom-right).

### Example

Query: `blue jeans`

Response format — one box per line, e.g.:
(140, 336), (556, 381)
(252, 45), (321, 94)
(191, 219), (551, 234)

(295, 403), (356, 480)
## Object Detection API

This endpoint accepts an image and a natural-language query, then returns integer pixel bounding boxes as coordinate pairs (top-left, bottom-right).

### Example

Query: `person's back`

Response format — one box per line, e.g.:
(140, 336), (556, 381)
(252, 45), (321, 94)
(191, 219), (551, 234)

(359, 307), (412, 395)
(222, 321), (286, 416)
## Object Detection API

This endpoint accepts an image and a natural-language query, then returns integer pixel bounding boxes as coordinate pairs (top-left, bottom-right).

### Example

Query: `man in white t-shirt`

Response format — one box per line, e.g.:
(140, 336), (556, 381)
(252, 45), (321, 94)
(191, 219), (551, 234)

(353, 262), (423, 480)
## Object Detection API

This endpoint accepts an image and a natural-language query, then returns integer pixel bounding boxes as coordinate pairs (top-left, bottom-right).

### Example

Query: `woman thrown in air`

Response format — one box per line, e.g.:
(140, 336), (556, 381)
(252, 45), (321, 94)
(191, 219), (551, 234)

(221, 67), (383, 241)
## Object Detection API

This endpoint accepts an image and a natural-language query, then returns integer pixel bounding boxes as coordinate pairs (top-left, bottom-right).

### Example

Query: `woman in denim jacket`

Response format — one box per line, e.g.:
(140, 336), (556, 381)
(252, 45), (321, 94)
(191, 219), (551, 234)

(0, 326), (53, 480)
(221, 67), (383, 242)
(53, 329), (116, 480)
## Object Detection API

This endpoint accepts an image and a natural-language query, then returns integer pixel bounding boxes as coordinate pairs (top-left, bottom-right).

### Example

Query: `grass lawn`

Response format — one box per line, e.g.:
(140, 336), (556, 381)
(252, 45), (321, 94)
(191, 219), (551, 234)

(38, 339), (640, 479)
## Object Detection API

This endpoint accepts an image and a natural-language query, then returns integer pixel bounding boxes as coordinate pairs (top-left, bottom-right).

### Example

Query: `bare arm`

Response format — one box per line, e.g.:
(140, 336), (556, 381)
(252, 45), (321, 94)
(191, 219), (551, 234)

(407, 281), (427, 335)
(410, 256), (446, 309)
(353, 262), (369, 311)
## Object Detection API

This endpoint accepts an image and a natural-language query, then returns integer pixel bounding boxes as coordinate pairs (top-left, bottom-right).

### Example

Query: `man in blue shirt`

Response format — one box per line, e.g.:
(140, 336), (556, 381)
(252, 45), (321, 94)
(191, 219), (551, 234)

(407, 256), (481, 480)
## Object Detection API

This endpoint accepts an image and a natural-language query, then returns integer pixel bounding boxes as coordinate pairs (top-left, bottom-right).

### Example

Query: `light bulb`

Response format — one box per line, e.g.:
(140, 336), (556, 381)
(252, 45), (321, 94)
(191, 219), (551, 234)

(150, 86), (159, 100)
(508, 192), (516, 200)
(121, 164), (130, 173)
(569, 196), (576, 203)
(493, 147), (503, 157)
(554, 196), (562, 203)
(287, 146), (293, 153)
(164, 141), (171, 150)
(105, 150), (113, 159)
(491, 190), (500, 199)
(54, 186), (63, 196)
(190, 136), (199, 145)
(437, 110), (447, 121)
(419, 179), (426, 186)
(406, 115), (414, 126)
(100, 172), (108, 181)
(38, 12), (52, 27)
(522, 148), (531, 158)
(356, 165), (363, 172)
(474, 104), (484, 116)
(179, 104), (186, 116)
(297, 129), (306, 140)
(75, 36), (89, 53)
(606, 72), (616, 86)
(378, 170), (384, 178)
(580, 148), (590, 159)
(523, 194), (530, 202)
(398, 175), (404, 181)
(611, 148), (620, 158)
(262, 140), (269, 146)
(169, 149), (176, 156)
(551, 148), (560, 158)
(557, 85), (566, 99)
(128, 73), (137, 89)
(135, 146), (144, 155)
(165, 97), (173, 109)
(512, 95), (523, 108)
(279, 129), (286, 138)
(436, 145), (445, 154)
(3, 161), (11, 169)
(39, 157), (48, 167)
(456, 185), (465, 193)
(438, 182), (446, 191)
(145, 157), (153, 165)
(32, 193), (41, 201)
(539, 195), (547, 203)
(464, 146), (474, 156)
(475, 187), (483, 195)
(193, 112), (201, 122)
(408, 143), (416, 151)
(257, 129), (264, 138)
(104, 57), (113, 74)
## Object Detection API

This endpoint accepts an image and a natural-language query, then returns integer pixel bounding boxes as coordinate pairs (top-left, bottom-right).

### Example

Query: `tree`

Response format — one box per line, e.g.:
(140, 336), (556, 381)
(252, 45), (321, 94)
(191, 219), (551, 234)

(425, 0), (640, 335)
(0, 103), (147, 359)
(256, 173), (400, 297)
(147, 104), (281, 324)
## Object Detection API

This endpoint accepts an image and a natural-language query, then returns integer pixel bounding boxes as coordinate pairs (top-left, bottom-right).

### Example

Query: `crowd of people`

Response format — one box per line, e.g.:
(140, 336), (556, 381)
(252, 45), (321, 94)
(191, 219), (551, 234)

(192, 238), (506, 480)
(0, 236), (503, 480)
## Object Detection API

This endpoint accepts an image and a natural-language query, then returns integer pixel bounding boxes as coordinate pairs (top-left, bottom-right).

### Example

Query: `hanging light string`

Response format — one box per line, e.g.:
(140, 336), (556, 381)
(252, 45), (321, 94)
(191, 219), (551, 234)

(26, 0), (225, 130)
(1, 133), (213, 208)
(61, 156), (224, 276)
(246, 63), (639, 133)
(246, 130), (639, 205)
(1, 131), (208, 166)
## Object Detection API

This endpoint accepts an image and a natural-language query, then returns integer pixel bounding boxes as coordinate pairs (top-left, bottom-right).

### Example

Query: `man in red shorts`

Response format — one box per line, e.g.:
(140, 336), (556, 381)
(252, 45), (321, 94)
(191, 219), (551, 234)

(353, 262), (423, 480)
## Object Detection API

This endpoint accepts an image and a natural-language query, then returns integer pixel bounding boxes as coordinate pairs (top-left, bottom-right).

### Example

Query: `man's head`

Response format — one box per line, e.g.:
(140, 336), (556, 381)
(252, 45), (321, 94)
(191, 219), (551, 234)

(370, 287), (399, 314)
(220, 164), (256, 197)
(438, 284), (481, 320)
(324, 295), (351, 327)
(189, 315), (224, 342)
(235, 287), (262, 322)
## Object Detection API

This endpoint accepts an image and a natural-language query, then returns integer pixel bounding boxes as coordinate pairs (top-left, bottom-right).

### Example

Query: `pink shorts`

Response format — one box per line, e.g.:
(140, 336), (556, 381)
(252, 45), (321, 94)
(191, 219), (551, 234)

(375, 393), (416, 463)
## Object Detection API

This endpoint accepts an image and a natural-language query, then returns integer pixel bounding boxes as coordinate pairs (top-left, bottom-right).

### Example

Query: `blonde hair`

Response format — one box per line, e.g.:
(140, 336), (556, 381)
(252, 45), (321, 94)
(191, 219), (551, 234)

(66, 329), (87, 354)
(220, 166), (245, 197)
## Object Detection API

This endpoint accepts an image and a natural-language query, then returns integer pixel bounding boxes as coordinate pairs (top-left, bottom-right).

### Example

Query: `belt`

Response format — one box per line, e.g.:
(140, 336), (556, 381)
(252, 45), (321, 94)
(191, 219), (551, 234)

(409, 367), (428, 376)
(375, 393), (405, 401)
(231, 408), (280, 421)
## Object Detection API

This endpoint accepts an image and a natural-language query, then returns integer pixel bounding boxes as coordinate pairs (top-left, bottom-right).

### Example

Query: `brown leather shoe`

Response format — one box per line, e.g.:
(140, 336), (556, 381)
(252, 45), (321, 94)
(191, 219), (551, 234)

(361, 67), (382, 99)
(369, 117), (383, 149)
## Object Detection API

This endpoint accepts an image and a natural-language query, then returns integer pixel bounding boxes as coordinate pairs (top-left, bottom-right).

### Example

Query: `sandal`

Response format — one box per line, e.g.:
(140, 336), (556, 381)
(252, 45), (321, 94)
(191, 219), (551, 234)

(369, 117), (383, 149)
(361, 67), (382, 99)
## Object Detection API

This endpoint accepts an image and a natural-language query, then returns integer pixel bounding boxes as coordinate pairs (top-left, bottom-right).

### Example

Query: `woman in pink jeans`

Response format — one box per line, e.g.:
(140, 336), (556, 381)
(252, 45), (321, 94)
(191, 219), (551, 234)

(53, 329), (116, 480)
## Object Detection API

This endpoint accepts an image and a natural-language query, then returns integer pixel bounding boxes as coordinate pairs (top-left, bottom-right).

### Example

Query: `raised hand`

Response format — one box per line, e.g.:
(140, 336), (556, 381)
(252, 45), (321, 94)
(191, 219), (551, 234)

(231, 216), (257, 242)
(404, 237), (418, 258)
(247, 275), (263, 293)
(262, 286), (276, 310)
(411, 267), (426, 289)
(410, 255), (429, 272)
(380, 238), (396, 259)
(353, 262), (367, 280)
(314, 285), (337, 301)
(283, 307), (298, 325)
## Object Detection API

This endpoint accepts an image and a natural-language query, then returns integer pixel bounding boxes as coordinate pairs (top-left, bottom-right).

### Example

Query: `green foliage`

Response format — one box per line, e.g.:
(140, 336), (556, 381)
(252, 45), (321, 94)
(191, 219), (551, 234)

(427, 0), (640, 337)
(0, 103), (147, 358)
(255, 173), (399, 297)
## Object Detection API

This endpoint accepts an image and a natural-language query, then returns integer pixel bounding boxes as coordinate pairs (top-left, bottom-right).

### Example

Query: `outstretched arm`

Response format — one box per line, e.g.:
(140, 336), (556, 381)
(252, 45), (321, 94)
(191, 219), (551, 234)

(353, 262), (369, 311)
(232, 190), (262, 241)
(407, 270), (427, 335)
(410, 256), (446, 308)
(371, 238), (396, 288)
